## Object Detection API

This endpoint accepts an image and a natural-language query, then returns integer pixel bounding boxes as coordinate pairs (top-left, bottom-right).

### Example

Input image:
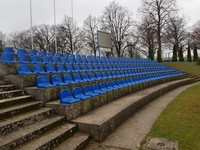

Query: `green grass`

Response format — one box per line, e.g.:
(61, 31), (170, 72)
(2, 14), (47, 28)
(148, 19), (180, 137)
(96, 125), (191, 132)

(149, 84), (200, 150)
(164, 62), (200, 77)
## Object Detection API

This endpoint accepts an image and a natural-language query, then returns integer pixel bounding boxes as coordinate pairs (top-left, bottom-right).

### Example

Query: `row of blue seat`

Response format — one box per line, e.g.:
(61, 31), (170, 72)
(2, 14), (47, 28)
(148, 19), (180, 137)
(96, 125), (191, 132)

(18, 64), (172, 75)
(60, 72), (183, 104)
(36, 69), (177, 88)
(1, 53), (162, 66)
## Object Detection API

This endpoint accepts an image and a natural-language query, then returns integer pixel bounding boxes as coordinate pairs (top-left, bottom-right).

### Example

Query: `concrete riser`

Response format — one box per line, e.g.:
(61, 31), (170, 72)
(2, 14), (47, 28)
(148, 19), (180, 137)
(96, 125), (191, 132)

(0, 85), (16, 92)
(0, 91), (23, 99)
(0, 102), (43, 120)
(76, 78), (195, 142)
(0, 117), (66, 149)
(0, 97), (33, 109)
(0, 109), (55, 135)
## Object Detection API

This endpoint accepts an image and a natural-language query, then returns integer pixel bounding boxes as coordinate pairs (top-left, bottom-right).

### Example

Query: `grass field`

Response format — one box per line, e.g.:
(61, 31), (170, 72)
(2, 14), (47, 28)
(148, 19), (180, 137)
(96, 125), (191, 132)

(164, 62), (200, 77)
(149, 84), (200, 150)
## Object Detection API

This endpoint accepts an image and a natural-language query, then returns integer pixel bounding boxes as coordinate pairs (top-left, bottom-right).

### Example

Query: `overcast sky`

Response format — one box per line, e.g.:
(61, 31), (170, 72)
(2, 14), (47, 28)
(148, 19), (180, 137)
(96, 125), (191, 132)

(0, 0), (199, 34)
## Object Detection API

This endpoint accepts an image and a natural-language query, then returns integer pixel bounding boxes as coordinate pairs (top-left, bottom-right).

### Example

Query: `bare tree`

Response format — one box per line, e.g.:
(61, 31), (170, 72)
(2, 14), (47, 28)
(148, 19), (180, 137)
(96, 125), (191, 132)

(140, 0), (177, 62)
(137, 16), (157, 60)
(9, 30), (32, 49)
(164, 16), (186, 61)
(33, 24), (55, 52)
(83, 15), (98, 56)
(58, 16), (83, 54)
(0, 31), (6, 51)
(100, 1), (133, 57)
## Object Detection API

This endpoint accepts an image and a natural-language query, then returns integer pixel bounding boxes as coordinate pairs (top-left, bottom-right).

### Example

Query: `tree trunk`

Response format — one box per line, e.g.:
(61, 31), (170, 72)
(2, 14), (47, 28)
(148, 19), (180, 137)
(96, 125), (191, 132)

(178, 46), (184, 62)
(157, 29), (162, 62)
(187, 45), (192, 62)
(193, 45), (198, 62)
(148, 46), (154, 60)
(172, 44), (177, 62)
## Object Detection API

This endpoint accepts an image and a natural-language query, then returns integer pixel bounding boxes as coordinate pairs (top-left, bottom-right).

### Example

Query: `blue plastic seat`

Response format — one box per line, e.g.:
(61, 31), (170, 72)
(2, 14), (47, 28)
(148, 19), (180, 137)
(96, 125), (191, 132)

(106, 81), (116, 90)
(37, 76), (54, 88)
(60, 57), (67, 64)
(81, 73), (90, 82)
(100, 82), (112, 92)
(95, 72), (103, 80)
(17, 48), (27, 55)
(60, 89), (80, 104)
(46, 64), (57, 73)
(73, 87), (91, 100)
(28, 50), (37, 56)
(38, 50), (46, 56)
(89, 73), (96, 81)
(66, 64), (74, 72)
(47, 52), (55, 57)
(33, 64), (46, 74)
(81, 65), (88, 71)
(101, 72), (108, 79)
(68, 57), (75, 64)
(63, 74), (76, 84)
(1, 53), (15, 63)
(112, 80), (120, 89)
(18, 54), (29, 63)
(75, 57), (81, 64)
(52, 56), (60, 64)
(73, 74), (83, 83)
(56, 52), (62, 58)
(3, 47), (14, 54)
(74, 65), (81, 72)
(92, 84), (105, 94)
(88, 65), (93, 71)
(52, 75), (67, 86)
(42, 56), (51, 64)
(18, 64), (33, 74)
(57, 64), (67, 73)
(93, 65), (99, 71)
(31, 55), (41, 63)
(83, 85), (99, 96)
(63, 53), (69, 58)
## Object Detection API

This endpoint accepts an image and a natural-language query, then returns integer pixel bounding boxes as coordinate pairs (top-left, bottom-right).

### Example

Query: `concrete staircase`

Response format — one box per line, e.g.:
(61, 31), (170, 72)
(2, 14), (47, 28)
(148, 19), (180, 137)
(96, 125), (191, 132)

(0, 76), (90, 150)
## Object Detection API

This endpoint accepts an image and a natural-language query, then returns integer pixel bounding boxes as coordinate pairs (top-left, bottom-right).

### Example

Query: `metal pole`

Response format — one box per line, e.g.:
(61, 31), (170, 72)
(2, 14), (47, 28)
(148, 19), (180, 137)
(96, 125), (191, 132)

(53, 0), (58, 53)
(29, 0), (34, 49)
(71, 0), (73, 54)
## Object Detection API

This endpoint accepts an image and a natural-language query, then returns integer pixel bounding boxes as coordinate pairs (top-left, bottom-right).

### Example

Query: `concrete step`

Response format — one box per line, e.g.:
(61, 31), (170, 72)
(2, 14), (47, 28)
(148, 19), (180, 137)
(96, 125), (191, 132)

(54, 132), (90, 150)
(0, 101), (43, 120)
(0, 95), (33, 109)
(0, 80), (10, 85)
(0, 84), (16, 92)
(72, 78), (195, 142)
(0, 89), (23, 99)
(16, 123), (78, 150)
(0, 116), (66, 149)
(0, 108), (54, 135)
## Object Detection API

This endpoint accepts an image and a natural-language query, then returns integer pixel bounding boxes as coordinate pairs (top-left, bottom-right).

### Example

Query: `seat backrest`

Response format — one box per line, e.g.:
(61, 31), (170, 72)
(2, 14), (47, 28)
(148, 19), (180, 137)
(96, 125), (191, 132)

(64, 74), (73, 82)
(73, 74), (81, 81)
(73, 87), (83, 96)
(89, 73), (95, 79)
(66, 64), (74, 71)
(34, 64), (45, 72)
(63, 53), (69, 58)
(92, 84), (99, 91)
(47, 52), (55, 57)
(52, 75), (63, 83)
(18, 64), (31, 74)
(18, 54), (29, 62)
(3, 47), (14, 54)
(81, 65), (87, 71)
(56, 52), (62, 58)
(28, 50), (37, 56)
(57, 64), (65, 71)
(17, 48), (27, 55)
(52, 56), (59, 63)
(82, 73), (89, 80)
(46, 64), (56, 71)
(60, 89), (72, 99)
(31, 55), (41, 63)
(42, 56), (51, 63)
(74, 65), (80, 70)
(1, 53), (14, 63)
(37, 76), (50, 85)
(83, 85), (91, 94)
(60, 57), (67, 63)
(106, 81), (112, 88)
(100, 82), (106, 89)
(96, 72), (102, 78)
(38, 50), (46, 56)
